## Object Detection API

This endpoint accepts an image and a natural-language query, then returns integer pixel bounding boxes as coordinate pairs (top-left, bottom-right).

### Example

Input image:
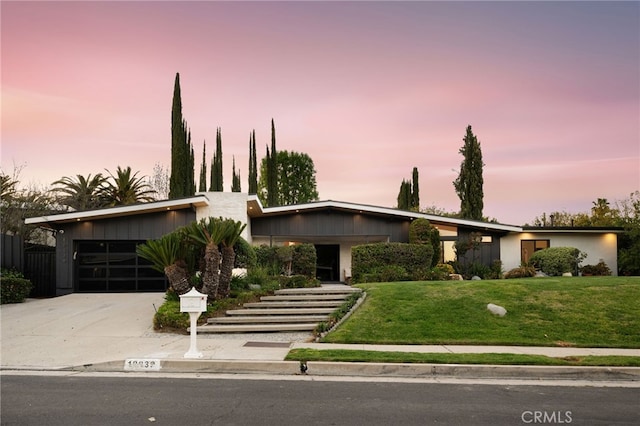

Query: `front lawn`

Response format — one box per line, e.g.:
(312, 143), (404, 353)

(321, 277), (640, 348)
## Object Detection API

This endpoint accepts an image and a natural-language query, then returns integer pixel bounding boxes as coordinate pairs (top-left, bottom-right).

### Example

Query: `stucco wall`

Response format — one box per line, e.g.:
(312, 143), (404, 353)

(501, 232), (618, 276)
(196, 192), (250, 241)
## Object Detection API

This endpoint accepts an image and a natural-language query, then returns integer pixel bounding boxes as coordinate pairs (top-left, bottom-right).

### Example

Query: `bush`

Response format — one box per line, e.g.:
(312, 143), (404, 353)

(254, 243), (317, 277)
(352, 242), (433, 283)
(234, 238), (256, 269)
(409, 218), (441, 267)
(529, 247), (586, 276)
(0, 269), (33, 304)
(581, 261), (612, 276)
(291, 244), (317, 277)
(277, 274), (320, 289)
(504, 265), (537, 279)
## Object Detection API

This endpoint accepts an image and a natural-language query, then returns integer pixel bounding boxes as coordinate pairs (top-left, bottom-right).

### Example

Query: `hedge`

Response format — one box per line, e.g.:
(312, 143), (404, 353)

(351, 242), (433, 283)
(529, 246), (586, 276)
(1, 277), (33, 304)
(255, 243), (317, 278)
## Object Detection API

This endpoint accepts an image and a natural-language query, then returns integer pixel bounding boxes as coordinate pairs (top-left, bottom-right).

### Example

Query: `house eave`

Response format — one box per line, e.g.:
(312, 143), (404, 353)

(247, 197), (522, 232)
(25, 195), (210, 226)
(521, 226), (624, 234)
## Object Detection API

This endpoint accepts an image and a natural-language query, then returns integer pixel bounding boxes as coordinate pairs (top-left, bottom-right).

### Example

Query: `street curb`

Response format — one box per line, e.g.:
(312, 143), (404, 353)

(68, 360), (640, 381)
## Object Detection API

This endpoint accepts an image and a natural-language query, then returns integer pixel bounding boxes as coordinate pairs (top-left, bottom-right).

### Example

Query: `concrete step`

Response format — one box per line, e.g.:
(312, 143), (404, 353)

(260, 294), (350, 301)
(196, 323), (318, 333)
(207, 315), (329, 324)
(274, 287), (361, 295)
(226, 307), (336, 316)
(243, 300), (344, 308)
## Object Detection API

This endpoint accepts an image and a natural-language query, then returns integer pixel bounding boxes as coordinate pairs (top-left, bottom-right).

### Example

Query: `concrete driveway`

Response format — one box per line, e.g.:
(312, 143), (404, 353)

(1, 293), (307, 370)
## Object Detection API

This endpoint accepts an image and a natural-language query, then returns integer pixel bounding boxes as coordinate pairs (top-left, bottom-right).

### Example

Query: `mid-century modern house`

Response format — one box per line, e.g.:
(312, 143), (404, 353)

(25, 192), (621, 295)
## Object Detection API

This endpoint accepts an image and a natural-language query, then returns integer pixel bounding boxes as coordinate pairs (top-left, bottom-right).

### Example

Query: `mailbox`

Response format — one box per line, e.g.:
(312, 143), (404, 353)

(180, 287), (207, 313)
(179, 287), (208, 359)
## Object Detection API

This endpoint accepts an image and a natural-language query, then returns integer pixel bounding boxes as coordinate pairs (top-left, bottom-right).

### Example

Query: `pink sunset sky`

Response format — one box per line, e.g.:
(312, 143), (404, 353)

(2, 1), (638, 225)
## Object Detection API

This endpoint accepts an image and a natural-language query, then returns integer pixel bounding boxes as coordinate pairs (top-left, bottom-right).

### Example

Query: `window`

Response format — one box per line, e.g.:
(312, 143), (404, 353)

(521, 240), (549, 264)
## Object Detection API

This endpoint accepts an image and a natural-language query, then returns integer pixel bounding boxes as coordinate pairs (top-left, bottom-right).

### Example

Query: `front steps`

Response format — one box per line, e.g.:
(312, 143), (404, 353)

(196, 285), (362, 334)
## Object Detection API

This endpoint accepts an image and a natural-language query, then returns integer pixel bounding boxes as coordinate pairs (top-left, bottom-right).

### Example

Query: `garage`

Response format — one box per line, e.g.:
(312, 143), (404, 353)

(75, 240), (167, 292)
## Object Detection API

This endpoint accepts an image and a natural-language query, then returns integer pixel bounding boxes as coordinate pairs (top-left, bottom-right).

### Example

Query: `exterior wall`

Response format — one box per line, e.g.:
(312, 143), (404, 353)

(54, 209), (196, 295)
(196, 192), (250, 240)
(251, 210), (409, 241)
(500, 232), (619, 276)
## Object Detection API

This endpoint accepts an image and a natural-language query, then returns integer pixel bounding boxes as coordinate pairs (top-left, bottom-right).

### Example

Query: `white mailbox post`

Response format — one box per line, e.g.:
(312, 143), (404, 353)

(179, 287), (208, 359)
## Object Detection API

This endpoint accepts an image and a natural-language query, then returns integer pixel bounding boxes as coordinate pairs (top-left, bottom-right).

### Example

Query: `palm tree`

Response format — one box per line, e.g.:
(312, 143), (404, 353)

(136, 232), (191, 295)
(185, 218), (227, 300)
(217, 219), (247, 299)
(51, 174), (108, 211)
(104, 166), (156, 206)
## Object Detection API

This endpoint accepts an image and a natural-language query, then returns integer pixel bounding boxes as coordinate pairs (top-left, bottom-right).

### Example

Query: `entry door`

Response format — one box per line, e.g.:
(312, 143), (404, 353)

(315, 244), (340, 282)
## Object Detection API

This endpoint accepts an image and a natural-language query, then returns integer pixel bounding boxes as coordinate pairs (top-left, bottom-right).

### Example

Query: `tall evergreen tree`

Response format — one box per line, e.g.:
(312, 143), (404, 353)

(396, 167), (419, 211)
(209, 127), (223, 191)
(198, 141), (207, 192)
(248, 130), (258, 195)
(411, 166), (420, 210)
(266, 119), (278, 206)
(397, 179), (411, 210)
(453, 125), (484, 220)
(169, 73), (195, 198)
(231, 156), (241, 192)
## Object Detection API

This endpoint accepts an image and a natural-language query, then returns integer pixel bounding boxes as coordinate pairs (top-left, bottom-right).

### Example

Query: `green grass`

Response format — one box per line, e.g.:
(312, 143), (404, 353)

(285, 348), (640, 367)
(320, 277), (640, 348)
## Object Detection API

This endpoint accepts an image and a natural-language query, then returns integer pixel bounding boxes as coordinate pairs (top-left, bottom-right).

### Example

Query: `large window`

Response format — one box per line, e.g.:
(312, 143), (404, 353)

(76, 241), (167, 292)
(520, 240), (549, 264)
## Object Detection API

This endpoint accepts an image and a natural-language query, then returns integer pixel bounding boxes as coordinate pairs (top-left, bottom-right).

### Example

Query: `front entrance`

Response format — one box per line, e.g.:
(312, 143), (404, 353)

(315, 244), (340, 282)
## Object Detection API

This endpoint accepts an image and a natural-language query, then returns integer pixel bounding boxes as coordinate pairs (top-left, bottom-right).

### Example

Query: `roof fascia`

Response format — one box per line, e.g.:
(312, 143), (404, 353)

(256, 199), (522, 232)
(25, 195), (210, 225)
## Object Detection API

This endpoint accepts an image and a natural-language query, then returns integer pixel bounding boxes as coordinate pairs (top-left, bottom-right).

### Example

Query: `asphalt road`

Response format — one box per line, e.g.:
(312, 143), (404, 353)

(1, 374), (638, 425)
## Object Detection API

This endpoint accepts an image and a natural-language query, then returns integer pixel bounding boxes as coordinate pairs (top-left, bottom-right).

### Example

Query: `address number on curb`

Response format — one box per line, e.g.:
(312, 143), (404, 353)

(124, 359), (161, 371)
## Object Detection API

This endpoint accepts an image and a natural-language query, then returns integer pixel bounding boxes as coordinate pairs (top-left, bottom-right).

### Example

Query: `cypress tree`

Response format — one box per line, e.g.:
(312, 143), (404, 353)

(396, 167), (419, 211)
(453, 125), (484, 220)
(198, 141), (207, 192)
(209, 127), (223, 191)
(397, 179), (411, 210)
(266, 119), (278, 207)
(169, 73), (195, 198)
(231, 156), (241, 192)
(248, 130), (258, 195)
(411, 166), (420, 210)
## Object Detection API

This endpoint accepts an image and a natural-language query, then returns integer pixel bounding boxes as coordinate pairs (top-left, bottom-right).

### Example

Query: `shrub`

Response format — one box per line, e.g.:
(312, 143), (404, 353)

(581, 261), (612, 276)
(255, 243), (317, 277)
(234, 238), (256, 269)
(352, 242), (433, 283)
(529, 247), (586, 276)
(409, 218), (441, 267)
(0, 270), (33, 304)
(291, 244), (317, 277)
(277, 274), (320, 289)
(504, 265), (537, 279)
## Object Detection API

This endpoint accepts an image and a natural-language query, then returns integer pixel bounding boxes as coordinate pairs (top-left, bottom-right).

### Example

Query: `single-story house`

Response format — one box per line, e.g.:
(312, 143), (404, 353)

(25, 192), (621, 295)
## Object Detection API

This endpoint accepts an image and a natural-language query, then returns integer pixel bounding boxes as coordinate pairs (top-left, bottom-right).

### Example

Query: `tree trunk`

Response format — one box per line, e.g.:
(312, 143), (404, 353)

(201, 242), (221, 300)
(164, 263), (190, 295)
(217, 245), (236, 299)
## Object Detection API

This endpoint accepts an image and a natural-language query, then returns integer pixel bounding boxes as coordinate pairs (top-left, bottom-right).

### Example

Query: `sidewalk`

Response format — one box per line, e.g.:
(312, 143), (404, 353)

(1, 293), (639, 381)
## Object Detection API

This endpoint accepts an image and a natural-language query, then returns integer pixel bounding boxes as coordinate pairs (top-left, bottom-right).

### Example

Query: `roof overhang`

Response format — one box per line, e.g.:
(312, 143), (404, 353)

(521, 226), (624, 234)
(247, 195), (522, 233)
(25, 195), (210, 226)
